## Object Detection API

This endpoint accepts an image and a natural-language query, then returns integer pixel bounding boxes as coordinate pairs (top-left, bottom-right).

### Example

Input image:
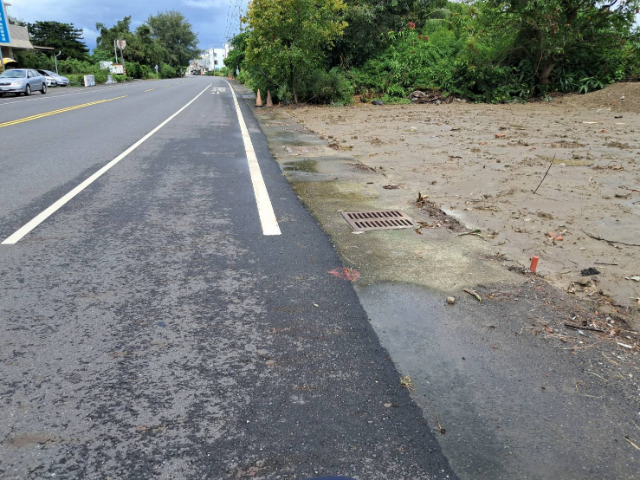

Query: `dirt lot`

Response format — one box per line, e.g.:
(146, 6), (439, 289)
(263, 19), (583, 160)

(289, 83), (640, 329)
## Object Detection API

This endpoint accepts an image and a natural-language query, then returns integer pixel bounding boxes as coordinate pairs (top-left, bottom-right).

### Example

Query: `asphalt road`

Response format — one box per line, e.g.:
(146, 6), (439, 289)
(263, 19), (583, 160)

(0, 77), (454, 479)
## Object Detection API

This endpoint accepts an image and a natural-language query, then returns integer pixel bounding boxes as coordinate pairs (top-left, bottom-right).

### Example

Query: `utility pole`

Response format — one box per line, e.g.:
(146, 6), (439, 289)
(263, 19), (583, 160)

(117, 40), (126, 75)
(54, 51), (61, 74)
(113, 39), (118, 64)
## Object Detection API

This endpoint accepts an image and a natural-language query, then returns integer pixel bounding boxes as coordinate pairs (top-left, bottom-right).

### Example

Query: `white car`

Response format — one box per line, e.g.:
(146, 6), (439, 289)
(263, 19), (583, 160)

(36, 69), (70, 87)
(37, 71), (57, 87)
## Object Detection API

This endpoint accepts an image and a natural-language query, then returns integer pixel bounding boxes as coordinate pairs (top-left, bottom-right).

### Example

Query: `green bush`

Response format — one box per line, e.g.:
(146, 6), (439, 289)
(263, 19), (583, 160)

(350, 22), (539, 103)
(306, 68), (353, 105)
(12, 50), (54, 70)
(139, 64), (151, 78)
(125, 62), (140, 79)
(14, 48), (179, 85)
(66, 74), (84, 87)
(123, 62), (152, 79)
(93, 70), (108, 84)
(237, 70), (250, 84)
(347, 6), (640, 103)
(159, 63), (177, 79)
(65, 71), (109, 86)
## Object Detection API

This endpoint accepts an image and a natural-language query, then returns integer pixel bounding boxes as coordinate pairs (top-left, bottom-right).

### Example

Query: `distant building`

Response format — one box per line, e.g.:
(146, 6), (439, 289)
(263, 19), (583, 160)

(201, 44), (230, 71)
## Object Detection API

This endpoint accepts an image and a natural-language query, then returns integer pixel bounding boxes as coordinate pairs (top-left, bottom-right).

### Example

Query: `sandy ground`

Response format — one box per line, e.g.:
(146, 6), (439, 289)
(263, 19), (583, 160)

(290, 83), (640, 329)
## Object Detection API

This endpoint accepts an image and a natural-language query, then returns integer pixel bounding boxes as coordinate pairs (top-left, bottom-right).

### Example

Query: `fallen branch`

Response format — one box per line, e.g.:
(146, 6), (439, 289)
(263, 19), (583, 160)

(459, 229), (482, 237)
(582, 230), (640, 247)
(625, 437), (640, 452)
(416, 192), (428, 206)
(533, 154), (555, 194)
(463, 288), (482, 302)
(564, 323), (606, 333)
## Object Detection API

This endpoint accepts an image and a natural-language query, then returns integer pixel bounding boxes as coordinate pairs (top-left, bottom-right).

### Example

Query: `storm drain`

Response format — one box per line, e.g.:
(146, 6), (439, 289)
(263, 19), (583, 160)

(341, 210), (415, 232)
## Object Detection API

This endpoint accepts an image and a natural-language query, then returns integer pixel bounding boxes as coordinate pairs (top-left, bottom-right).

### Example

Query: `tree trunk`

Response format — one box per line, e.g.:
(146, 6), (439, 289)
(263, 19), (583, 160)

(290, 68), (298, 104)
(539, 61), (556, 86)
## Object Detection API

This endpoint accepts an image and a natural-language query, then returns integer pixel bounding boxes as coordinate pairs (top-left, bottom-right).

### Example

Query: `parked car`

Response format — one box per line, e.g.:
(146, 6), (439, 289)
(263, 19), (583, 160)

(36, 69), (70, 87)
(0, 69), (47, 96)
(36, 70), (58, 87)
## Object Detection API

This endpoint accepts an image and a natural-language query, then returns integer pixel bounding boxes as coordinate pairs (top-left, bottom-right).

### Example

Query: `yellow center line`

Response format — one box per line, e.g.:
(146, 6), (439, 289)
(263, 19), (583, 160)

(145, 88), (154, 92)
(0, 96), (128, 128)
(163, 85), (170, 88)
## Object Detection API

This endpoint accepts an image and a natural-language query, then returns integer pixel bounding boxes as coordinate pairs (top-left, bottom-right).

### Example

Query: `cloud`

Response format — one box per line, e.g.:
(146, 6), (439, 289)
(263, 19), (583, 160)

(82, 27), (99, 44)
(8, 0), (233, 50)
(181, 0), (226, 9)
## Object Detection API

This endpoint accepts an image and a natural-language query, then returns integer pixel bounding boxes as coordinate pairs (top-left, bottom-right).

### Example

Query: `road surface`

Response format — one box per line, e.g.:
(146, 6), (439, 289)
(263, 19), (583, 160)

(0, 78), (454, 479)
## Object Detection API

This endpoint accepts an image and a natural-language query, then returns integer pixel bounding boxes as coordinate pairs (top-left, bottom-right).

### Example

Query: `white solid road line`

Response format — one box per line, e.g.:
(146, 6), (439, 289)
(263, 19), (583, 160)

(226, 81), (281, 236)
(2, 83), (212, 245)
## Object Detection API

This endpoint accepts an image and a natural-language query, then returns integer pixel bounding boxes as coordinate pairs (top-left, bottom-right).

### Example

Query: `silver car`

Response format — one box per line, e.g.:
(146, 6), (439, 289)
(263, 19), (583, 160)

(0, 69), (47, 96)
(36, 69), (58, 87)
(37, 69), (70, 87)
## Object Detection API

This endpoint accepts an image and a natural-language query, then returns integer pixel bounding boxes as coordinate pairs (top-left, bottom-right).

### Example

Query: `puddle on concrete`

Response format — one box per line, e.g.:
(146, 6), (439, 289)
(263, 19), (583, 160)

(283, 159), (318, 173)
(268, 134), (325, 147)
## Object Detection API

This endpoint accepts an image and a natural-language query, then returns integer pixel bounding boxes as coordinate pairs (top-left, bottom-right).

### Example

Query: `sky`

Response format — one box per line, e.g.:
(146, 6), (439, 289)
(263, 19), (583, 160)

(6, 0), (248, 50)
(6, 0), (639, 51)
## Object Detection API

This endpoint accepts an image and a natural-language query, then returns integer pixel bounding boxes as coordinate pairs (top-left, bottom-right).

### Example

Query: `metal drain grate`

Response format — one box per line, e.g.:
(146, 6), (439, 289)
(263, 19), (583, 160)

(341, 210), (415, 232)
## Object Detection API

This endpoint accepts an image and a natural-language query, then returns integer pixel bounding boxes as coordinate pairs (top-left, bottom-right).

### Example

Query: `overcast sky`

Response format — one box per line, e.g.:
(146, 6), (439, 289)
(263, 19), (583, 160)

(6, 0), (248, 50)
(6, 1), (639, 51)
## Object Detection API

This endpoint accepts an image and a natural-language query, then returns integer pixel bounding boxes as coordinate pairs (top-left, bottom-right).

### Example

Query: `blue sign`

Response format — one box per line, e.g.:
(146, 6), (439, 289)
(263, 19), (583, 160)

(0, 2), (11, 45)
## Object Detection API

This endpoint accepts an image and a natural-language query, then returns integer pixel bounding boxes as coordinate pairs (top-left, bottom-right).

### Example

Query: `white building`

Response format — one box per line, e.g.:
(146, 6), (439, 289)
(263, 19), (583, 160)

(201, 44), (230, 71)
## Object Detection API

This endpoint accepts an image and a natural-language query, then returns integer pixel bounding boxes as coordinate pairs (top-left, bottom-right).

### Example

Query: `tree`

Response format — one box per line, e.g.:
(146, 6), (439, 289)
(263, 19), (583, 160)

(328, 0), (449, 68)
(95, 17), (142, 63)
(147, 11), (200, 68)
(94, 17), (169, 67)
(135, 24), (169, 68)
(244, 0), (348, 103)
(224, 32), (249, 75)
(27, 21), (89, 60)
(482, 0), (640, 85)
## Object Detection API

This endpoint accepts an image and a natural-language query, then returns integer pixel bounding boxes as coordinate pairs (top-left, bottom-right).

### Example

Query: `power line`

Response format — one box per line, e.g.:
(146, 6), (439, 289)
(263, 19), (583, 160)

(223, 0), (245, 43)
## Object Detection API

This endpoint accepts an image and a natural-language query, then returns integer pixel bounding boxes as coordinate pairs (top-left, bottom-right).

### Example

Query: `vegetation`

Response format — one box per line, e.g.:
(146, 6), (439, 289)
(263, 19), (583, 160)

(147, 11), (200, 67)
(27, 21), (89, 60)
(11, 10), (198, 83)
(244, 0), (348, 103)
(233, 0), (640, 104)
